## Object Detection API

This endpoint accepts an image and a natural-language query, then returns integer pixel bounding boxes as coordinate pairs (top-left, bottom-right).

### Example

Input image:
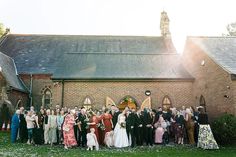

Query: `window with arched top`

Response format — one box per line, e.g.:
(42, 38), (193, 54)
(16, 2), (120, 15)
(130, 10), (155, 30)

(42, 89), (52, 109)
(162, 96), (172, 111)
(118, 95), (137, 111)
(200, 95), (206, 112)
(82, 96), (93, 110)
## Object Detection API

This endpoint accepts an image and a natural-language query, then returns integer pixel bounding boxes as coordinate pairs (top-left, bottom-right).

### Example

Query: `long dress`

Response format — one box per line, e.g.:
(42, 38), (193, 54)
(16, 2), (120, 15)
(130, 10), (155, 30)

(87, 132), (99, 150)
(63, 114), (77, 147)
(154, 117), (165, 144)
(10, 114), (20, 143)
(197, 113), (219, 149)
(114, 114), (129, 148)
(89, 115), (100, 144)
(101, 113), (113, 133)
(185, 113), (195, 144)
(33, 115), (43, 145)
(48, 115), (58, 144)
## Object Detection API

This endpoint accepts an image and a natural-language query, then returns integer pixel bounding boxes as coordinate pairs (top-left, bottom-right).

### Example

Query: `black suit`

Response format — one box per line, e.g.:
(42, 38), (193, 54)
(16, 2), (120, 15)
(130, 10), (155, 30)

(126, 112), (136, 147)
(111, 111), (121, 129)
(78, 113), (87, 147)
(135, 113), (144, 146)
(143, 111), (154, 146)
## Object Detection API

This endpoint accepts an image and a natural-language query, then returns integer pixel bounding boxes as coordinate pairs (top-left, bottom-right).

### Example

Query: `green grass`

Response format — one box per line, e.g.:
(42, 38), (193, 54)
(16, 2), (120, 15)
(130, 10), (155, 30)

(0, 132), (235, 157)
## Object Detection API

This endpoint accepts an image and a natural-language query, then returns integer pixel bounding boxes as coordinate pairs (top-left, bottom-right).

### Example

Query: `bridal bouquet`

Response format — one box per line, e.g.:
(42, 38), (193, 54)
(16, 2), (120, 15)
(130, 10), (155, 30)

(97, 123), (106, 131)
(120, 122), (126, 129)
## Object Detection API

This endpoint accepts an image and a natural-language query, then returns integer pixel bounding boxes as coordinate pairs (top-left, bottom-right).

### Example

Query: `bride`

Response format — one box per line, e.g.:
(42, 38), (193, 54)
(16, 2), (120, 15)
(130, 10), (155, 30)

(113, 110), (129, 148)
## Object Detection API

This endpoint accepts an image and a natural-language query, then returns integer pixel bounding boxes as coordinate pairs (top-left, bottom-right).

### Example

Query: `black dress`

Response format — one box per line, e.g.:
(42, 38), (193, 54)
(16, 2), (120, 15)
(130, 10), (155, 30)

(19, 114), (28, 142)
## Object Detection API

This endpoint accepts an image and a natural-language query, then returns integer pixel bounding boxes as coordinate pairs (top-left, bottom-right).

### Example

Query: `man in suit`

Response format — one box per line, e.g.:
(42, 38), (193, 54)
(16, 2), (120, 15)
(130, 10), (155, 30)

(78, 108), (87, 147)
(135, 108), (144, 146)
(143, 108), (154, 146)
(126, 107), (136, 147)
(110, 105), (121, 129)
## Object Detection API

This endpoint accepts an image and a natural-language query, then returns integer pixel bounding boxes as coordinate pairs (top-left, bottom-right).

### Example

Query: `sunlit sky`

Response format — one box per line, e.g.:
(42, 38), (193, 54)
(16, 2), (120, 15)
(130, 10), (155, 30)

(0, 0), (236, 52)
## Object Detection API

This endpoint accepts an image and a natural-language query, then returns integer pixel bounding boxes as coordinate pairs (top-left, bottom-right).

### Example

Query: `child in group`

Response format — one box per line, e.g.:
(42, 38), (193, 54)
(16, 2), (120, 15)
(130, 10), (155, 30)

(86, 128), (99, 151)
(104, 130), (114, 148)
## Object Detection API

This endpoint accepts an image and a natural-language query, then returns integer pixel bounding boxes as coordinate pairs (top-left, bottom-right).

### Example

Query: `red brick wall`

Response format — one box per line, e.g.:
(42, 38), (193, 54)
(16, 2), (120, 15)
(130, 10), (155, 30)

(182, 39), (235, 119)
(8, 90), (29, 111)
(20, 74), (53, 111)
(52, 81), (194, 110)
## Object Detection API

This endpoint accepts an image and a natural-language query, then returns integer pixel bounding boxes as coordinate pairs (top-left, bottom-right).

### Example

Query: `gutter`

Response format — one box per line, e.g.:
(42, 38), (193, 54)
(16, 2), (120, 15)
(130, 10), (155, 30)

(52, 77), (195, 82)
(30, 74), (33, 106)
(61, 80), (64, 107)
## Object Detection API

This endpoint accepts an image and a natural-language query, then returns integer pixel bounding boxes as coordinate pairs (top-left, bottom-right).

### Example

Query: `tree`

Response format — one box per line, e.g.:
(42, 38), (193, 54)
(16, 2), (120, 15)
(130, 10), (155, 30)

(225, 22), (236, 36)
(0, 23), (6, 37)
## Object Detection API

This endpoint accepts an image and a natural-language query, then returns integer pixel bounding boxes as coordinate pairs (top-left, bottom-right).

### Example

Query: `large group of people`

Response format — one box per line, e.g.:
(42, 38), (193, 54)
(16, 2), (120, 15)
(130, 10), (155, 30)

(9, 104), (219, 150)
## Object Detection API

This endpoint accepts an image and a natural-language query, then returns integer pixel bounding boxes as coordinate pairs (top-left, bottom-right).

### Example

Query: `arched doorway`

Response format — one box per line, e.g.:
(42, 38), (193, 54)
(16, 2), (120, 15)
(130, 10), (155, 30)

(118, 96), (137, 111)
(16, 99), (23, 109)
(162, 95), (172, 111)
(200, 95), (206, 112)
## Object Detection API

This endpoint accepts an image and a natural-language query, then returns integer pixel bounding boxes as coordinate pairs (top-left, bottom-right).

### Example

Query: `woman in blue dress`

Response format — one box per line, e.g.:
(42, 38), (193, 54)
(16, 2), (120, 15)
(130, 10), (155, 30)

(11, 110), (21, 143)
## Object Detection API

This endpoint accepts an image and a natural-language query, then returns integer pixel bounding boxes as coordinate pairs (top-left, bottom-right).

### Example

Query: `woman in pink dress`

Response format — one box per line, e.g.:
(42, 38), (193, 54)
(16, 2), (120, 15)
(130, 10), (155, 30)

(62, 110), (77, 149)
(154, 114), (165, 144)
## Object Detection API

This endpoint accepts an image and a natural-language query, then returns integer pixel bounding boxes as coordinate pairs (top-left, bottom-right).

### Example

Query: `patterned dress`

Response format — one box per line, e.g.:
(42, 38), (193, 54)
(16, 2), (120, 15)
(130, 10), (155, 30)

(63, 114), (77, 147)
(197, 125), (219, 149)
(197, 113), (219, 149)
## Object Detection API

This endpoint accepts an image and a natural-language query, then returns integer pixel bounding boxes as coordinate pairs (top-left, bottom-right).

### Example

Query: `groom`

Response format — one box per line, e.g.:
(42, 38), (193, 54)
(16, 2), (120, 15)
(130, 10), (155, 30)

(126, 107), (136, 147)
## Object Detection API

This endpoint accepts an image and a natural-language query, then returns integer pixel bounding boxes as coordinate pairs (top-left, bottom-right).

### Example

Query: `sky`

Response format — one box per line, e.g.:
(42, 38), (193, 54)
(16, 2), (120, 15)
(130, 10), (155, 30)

(0, 0), (236, 53)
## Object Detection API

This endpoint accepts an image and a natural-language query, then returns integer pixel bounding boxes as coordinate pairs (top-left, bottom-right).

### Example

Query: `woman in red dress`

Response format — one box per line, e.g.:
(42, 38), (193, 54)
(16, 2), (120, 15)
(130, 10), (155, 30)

(101, 108), (113, 133)
(87, 111), (100, 144)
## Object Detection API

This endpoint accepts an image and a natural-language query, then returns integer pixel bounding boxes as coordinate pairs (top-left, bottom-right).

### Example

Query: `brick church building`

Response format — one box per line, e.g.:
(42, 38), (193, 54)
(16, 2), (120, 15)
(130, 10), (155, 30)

(0, 11), (235, 119)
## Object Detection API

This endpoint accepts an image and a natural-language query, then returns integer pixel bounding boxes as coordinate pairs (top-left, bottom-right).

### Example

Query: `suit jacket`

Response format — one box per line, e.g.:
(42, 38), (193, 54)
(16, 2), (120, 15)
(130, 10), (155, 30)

(126, 112), (136, 131)
(143, 112), (153, 127)
(78, 114), (87, 131)
(135, 113), (144, 128)
(111, 111), (121, 127)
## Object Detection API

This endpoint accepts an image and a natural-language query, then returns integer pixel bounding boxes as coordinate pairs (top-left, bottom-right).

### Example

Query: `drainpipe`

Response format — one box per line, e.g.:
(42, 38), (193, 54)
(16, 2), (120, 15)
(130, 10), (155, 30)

(61, 80), (64, 108)
(30, 74), (33, 107)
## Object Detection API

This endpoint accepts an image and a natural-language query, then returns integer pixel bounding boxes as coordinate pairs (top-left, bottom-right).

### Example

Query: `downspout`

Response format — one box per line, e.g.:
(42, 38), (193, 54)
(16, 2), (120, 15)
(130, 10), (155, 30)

(30, 74), (33, 107)
(61, 80), (64, 108)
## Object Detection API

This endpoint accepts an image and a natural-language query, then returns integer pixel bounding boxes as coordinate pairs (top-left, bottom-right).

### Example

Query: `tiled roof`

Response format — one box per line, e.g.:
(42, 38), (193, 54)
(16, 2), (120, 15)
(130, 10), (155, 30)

(0, 34), (193, 80)
(53, 53), (193, 80)
(0, 52), (28, 92)
(188, 36), (236, 75)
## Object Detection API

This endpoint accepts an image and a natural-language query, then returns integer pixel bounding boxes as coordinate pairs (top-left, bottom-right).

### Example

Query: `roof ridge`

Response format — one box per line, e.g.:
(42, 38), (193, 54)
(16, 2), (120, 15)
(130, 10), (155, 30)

(66, 52), (179, 55)
(8, 33), (164, 38)
(187, 36), (236, 38)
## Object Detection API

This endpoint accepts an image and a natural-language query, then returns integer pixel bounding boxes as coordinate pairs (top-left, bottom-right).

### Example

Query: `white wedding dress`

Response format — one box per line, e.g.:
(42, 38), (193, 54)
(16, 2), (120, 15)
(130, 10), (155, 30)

(114, 113), (129, 148)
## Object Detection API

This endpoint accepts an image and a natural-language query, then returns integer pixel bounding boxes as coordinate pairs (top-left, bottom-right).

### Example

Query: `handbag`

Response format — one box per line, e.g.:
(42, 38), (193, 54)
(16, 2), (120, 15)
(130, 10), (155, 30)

(63, 125), (70, 132)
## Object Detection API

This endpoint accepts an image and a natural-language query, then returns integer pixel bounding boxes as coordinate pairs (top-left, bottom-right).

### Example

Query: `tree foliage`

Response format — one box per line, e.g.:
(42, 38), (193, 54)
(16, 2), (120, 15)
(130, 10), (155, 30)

(0, 23), (6, 37)
(225, 22), (236, 36)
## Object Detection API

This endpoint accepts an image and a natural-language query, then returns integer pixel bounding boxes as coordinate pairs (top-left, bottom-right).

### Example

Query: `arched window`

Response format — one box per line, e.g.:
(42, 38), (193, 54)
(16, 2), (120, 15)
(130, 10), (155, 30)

(162, 96), (172, 111)
(118, 95), (137, 111)
(43, 89), (52, 109)
(82, 96), (93, 110)
(200, 95), (206, 112)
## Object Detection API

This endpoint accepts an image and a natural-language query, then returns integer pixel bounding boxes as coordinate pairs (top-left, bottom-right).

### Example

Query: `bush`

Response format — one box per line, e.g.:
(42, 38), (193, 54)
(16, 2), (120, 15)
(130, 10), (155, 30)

(211, 114), (236, 145)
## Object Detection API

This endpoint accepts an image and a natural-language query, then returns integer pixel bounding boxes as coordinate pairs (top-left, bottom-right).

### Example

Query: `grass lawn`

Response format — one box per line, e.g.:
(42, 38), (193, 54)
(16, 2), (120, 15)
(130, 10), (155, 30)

(0, 132), (235, 157)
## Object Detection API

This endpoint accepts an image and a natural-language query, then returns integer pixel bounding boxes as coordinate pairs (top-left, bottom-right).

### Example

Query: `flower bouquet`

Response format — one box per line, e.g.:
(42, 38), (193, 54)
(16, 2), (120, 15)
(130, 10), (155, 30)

(120, 122), (126, 129)
(85, 117), (90, 129)
(97, 123), (106, 131)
